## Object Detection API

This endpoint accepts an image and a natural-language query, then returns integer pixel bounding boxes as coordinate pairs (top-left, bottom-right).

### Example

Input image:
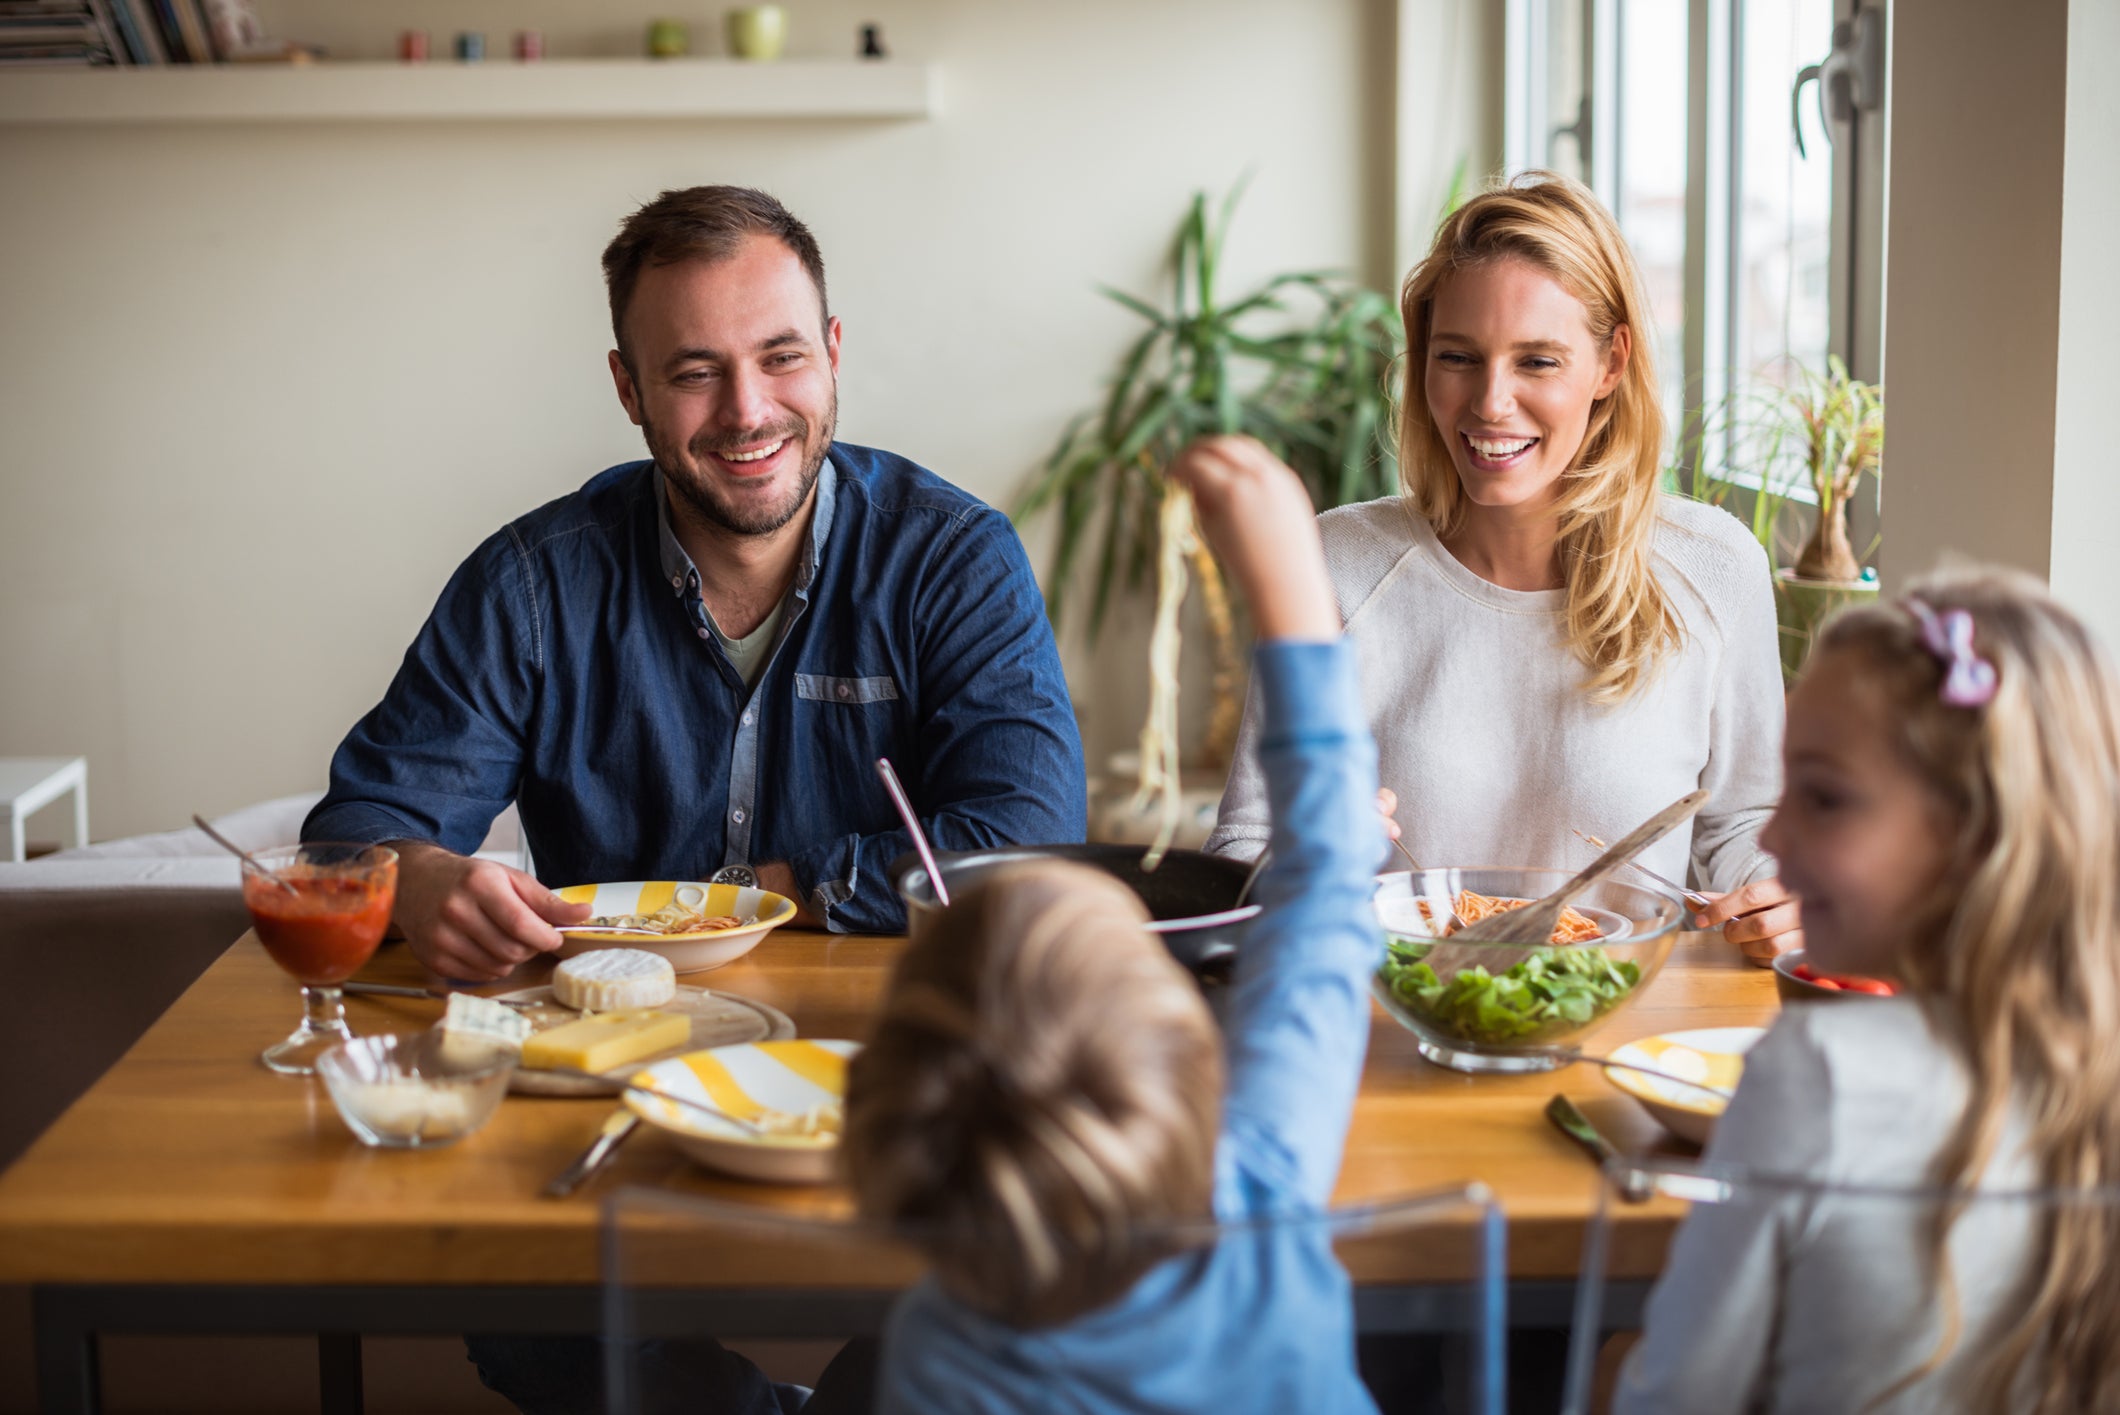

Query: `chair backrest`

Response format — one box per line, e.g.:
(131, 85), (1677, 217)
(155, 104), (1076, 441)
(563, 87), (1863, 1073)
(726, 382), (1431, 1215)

(1563, 1155), (2120, 1415)
(603, 1181), (1507, 1415)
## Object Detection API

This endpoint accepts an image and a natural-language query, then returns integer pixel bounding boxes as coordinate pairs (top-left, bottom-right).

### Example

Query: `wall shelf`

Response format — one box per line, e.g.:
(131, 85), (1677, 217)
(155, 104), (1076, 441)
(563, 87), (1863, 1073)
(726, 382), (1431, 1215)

(0, 59), (939, 125)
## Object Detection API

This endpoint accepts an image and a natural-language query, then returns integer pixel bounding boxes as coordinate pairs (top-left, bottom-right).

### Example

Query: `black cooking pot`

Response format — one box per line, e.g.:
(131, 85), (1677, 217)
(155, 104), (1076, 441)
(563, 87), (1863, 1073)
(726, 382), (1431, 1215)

(889, 844), (1259, 977)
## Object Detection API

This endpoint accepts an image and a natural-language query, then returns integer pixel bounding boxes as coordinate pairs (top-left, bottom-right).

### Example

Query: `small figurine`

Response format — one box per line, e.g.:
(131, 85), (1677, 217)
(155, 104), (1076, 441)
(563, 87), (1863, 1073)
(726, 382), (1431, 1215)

(859, 23), (886, 59)
(454, 31), (484, 61)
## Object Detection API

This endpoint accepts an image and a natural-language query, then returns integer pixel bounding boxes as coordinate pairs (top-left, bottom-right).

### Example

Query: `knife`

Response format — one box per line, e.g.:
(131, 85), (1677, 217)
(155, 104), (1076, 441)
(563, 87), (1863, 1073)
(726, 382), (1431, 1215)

(1545, 1095), (1653, 1203)
(342, 981), (537, 1011)
(543, 1110), (640, 1199)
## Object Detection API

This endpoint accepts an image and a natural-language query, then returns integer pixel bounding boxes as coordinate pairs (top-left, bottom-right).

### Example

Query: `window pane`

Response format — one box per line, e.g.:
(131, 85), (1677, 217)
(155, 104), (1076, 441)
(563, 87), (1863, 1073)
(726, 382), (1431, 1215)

(1540, 0), (1591, 179)
(1615, 0), (1689, 442)
(1735, 1), (1835, 411)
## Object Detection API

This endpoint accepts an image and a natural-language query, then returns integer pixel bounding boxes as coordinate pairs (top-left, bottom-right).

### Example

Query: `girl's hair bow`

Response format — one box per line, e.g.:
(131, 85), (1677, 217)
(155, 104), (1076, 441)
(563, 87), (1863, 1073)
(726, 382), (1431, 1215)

(1904, 598), (1999, 708)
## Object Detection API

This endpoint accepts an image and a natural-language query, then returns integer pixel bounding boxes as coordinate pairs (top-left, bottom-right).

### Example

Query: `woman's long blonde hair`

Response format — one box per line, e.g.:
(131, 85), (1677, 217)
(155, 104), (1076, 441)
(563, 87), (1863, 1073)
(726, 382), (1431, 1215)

(1398, 171), (1678, 702)
(1816, 568), (2120, 1411)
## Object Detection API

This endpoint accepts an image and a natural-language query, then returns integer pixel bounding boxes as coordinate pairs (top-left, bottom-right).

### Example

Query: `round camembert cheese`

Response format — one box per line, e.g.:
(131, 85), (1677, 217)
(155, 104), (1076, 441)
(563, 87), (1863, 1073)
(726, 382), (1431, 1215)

(554, 948), (677, 1012)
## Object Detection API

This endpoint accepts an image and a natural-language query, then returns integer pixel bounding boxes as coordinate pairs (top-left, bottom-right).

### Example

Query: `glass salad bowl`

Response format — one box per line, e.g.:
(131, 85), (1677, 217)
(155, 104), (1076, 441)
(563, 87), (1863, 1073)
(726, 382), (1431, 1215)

(1372, 867), (1685, 1074)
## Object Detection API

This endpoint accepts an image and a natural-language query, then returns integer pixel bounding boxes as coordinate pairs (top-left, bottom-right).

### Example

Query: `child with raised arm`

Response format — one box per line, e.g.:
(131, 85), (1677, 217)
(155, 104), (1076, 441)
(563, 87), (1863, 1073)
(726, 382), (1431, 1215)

(1619, 567), (2120, 1413)
(842, 435), (1385, 1414)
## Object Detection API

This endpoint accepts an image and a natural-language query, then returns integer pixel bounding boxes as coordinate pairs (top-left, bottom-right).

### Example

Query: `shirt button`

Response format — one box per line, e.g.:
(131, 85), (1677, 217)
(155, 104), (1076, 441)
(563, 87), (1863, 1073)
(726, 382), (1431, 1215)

(837, 684), (852, 699)
(697, 628), (710, 640)
(671, 575), (683, 589)
(731, 808), (746, 824)
(741, 710), (754, 725)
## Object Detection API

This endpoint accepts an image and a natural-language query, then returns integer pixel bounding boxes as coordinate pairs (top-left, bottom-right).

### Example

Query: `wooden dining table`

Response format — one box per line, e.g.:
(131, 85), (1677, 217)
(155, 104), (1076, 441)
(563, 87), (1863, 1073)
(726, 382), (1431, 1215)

(0, 924), (1778, 1414)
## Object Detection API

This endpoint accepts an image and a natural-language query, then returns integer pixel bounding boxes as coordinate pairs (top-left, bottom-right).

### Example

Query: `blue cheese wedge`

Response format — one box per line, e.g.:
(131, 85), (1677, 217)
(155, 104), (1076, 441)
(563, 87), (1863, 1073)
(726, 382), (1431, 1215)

(435, 992), (532, 1071)
(553, 948), (677, 1012)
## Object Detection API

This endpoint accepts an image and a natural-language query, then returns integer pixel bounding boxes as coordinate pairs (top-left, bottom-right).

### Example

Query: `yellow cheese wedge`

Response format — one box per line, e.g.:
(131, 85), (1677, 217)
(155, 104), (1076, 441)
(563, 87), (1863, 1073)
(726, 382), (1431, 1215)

(521, 1008), (690, 1074)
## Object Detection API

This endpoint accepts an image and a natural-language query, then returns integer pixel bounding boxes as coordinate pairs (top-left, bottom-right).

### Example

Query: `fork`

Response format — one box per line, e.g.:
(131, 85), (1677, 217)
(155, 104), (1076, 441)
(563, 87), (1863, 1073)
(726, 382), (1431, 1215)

(1571, 828), (1715, 912)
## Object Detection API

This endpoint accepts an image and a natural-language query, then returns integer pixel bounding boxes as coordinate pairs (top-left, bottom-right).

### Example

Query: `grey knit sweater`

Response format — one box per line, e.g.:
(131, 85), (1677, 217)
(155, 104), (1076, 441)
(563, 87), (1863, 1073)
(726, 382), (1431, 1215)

(1204, 493), (1783, 893)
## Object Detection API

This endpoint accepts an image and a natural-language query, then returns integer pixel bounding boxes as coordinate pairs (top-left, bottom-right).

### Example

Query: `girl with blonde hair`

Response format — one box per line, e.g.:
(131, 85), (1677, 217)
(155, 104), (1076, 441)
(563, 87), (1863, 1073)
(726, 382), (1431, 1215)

(1621, 567), (2120, 1412)
(1208, 171), (1799, 961)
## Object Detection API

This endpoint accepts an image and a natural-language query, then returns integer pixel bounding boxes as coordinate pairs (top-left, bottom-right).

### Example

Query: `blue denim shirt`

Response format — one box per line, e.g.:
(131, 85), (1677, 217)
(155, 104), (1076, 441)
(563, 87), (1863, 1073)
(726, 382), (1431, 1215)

(304, 444), (1087, 932)
(878, 640), (1385, 1414)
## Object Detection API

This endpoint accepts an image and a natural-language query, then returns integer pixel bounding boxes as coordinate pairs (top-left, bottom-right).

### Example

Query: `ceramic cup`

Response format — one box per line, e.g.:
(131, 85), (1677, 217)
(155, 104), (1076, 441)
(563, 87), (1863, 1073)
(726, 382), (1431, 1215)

(726, 5), (787, 60)
(646, 18), (689, 59)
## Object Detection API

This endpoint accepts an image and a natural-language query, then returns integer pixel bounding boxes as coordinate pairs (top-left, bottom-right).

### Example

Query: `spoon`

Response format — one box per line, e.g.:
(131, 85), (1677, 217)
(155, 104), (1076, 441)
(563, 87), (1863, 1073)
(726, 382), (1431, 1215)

(875, 757), (948, 907)
(536, 1067), (771, 1137)
(1234, 849), (1271, 909)
(191, 813), (300, 896)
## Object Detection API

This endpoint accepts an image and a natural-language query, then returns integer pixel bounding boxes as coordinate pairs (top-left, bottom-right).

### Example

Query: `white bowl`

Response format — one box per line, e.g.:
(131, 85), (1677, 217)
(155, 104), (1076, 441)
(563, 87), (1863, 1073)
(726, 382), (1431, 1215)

(316, 1032), (513, 1148)
(554, 880), (796, 973)
(624, 1039), (859, 1184)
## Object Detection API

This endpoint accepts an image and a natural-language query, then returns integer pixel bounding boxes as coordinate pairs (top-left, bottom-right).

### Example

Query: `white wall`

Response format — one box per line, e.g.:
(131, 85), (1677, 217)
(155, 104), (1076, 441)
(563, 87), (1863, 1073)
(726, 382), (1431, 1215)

(2049, 0), (2120, 647)
(1875, 0), (2066, 590)
(1879, 0), (2120, 653)
(0, 0), (1496, 842)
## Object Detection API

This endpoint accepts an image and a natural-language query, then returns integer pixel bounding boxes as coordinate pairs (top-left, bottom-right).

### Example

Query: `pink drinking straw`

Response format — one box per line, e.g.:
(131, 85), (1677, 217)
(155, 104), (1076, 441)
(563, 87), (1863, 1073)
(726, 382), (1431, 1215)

(874, 758), (949, 907)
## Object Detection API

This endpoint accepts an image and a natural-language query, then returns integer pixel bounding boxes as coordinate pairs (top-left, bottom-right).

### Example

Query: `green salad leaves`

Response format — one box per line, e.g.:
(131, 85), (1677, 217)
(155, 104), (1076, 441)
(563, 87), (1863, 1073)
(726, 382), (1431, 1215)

(1378, 940), (1642, 1046)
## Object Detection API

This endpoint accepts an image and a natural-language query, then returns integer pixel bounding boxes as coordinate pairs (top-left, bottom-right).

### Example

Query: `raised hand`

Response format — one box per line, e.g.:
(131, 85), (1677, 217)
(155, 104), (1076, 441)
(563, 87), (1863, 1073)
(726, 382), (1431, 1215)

(1165, 435), (1339, 643)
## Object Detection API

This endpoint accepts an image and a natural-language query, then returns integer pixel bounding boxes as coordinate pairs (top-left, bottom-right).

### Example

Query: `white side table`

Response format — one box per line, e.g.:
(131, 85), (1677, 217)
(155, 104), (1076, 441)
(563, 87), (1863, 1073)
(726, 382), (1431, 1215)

(0, 756), (89, 861)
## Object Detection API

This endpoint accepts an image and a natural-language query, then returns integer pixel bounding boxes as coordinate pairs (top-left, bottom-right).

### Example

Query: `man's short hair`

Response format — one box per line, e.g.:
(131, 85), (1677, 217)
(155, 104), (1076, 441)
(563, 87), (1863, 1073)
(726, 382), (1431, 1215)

(600, 185), (829, 366)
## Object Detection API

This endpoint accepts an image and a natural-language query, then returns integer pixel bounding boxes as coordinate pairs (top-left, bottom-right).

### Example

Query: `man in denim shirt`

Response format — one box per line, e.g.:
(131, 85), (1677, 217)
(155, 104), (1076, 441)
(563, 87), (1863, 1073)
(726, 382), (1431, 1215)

(306, 187), (1086, 984)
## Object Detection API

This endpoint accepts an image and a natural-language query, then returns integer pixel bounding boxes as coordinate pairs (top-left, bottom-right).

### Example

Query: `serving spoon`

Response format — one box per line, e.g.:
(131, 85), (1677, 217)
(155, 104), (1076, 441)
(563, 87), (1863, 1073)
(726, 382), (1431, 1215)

(191, 813), (299, 896)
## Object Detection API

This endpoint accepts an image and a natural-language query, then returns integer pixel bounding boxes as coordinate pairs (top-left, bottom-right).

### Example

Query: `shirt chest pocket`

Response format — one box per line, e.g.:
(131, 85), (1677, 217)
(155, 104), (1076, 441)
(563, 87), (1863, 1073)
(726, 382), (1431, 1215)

(795, 674), (900, 705)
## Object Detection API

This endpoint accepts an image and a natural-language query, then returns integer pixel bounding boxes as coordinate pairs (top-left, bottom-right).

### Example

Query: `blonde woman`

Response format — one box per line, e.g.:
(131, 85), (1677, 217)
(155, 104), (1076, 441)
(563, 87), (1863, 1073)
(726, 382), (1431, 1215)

(1206, 171), (1798, 958)
(1620, 568), (2120, 1412)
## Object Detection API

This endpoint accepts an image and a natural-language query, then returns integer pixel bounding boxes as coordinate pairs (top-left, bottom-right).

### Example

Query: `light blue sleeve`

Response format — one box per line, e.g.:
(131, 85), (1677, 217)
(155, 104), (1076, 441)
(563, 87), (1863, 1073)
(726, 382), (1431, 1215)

(1220, 639), (1383, 1209)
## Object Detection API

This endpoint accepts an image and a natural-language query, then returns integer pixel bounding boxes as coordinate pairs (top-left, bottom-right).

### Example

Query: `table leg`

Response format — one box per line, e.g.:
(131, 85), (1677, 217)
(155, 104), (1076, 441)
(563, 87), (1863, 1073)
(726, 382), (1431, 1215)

(8, 806), (23, 865)
(319, 1332), (364, 1415)
(31, 1289), (101, 1415)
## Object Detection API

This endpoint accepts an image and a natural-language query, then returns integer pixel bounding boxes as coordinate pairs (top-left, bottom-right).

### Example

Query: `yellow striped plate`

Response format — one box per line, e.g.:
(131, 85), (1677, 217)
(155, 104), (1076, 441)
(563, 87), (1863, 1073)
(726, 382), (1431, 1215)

(624, 1040), (860, 1185)
(1603, 1026), (1762, 1145)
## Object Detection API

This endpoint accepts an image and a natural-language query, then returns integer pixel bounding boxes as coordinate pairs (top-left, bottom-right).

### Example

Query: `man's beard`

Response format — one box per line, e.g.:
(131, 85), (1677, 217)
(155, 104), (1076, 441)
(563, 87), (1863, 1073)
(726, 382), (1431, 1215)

(648, 391), (836, 538)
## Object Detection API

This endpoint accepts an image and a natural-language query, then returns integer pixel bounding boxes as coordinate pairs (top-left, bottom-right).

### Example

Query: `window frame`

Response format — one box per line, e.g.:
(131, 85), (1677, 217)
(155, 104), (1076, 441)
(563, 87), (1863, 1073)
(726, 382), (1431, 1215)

(1500, 0), (1889, 517)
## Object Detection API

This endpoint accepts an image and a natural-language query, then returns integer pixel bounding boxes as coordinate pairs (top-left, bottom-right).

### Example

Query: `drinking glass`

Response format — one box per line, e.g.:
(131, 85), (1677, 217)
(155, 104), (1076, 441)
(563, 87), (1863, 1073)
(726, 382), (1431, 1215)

(243, 843), (398, 1075)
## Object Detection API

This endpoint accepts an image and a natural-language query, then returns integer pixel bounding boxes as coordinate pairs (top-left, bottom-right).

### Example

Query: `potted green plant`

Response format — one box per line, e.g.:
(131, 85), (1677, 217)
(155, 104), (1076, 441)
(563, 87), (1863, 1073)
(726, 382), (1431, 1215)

(1672, 356), (1884, 681)
(1015, 184), (1406, 766)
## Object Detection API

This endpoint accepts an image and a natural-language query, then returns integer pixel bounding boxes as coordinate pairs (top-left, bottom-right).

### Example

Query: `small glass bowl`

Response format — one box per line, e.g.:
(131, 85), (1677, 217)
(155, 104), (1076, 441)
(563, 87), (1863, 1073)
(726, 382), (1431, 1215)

(315, 1033), (514, 1149)
(1372, 866), (1684, 1074)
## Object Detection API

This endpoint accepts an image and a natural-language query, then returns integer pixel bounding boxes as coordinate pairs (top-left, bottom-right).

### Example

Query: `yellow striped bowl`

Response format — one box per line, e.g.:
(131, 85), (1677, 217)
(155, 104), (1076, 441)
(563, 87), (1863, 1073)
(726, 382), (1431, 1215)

(624, 1039), (859, 1184)
(553, 880), (796, 974)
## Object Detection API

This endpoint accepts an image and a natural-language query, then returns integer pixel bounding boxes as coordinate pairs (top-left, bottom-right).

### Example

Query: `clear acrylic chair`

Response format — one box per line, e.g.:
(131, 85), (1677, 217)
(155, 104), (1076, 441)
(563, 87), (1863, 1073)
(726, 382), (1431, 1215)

(604, 1181), (1508, 1415)
(1560, 1154), (2120, 1414)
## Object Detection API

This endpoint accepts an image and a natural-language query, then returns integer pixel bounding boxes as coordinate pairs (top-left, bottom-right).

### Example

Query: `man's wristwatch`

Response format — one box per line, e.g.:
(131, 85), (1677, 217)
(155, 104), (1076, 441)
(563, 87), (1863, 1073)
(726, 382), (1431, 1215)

(710, 865), (758, 888)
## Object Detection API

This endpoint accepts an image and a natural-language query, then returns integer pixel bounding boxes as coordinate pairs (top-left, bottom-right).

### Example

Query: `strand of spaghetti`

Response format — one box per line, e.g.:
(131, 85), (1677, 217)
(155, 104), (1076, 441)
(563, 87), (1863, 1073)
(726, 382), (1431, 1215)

(1130, 483), (1197, 870)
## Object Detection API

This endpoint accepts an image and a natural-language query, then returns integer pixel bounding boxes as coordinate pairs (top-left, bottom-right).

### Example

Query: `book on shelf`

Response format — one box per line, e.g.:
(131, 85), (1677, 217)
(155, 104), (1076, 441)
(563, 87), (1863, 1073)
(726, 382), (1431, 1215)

(0, 0), (117, 63)
(114, 0), (164, 62)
